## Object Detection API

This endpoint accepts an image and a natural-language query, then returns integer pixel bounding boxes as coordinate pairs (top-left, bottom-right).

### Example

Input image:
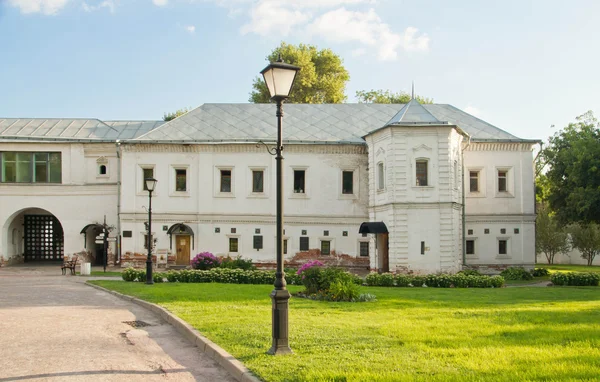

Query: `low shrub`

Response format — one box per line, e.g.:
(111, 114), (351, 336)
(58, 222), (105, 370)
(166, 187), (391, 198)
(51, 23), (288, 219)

(122, 267), (138, 282)
(191, 252), (221, 270)
(531, 268), (550, 277)
(135, 270), (146, 282)
(458, 269), (481, 276)
(500, 267), (533, 280)
(153, 272), (165, 283)
(362, 272), (504, 288)
(551, 272), (600, 286)
(219, 255), (255, 270)
(328, 279), (361, 301)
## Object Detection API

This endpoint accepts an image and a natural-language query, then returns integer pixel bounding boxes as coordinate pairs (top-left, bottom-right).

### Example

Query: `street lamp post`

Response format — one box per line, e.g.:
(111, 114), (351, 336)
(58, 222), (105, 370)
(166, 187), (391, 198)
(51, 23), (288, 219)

(145, 177), (158, 285)
(260, 56), (300, 355)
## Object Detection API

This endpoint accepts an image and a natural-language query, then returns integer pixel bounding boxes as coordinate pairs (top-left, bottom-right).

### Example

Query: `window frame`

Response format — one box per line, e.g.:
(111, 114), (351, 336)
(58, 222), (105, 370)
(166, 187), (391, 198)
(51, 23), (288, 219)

(497, 237), (510, 258)
(228, 236), (240, 254)
(466, 239), (475, 255)
(469, 170), (479, 193)
(291, 166), (309, 198)
(0, 151), (62, 184)
(214, 166), (235, 197)
(359, 240), (370, 257)
(320, 239), (331, 256)
(299, 236), (309, 251)
(495, 167), (514, 197)
(139, 165), (156, 194)
(415, 159), (428, 187)
(377, 162), (385, 191)
(170, 165), (190, 196)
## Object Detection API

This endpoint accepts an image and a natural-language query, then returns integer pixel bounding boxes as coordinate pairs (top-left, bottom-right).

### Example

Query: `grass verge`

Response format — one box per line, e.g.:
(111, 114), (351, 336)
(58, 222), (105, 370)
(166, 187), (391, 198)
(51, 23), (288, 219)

(90, 281), (600, 382)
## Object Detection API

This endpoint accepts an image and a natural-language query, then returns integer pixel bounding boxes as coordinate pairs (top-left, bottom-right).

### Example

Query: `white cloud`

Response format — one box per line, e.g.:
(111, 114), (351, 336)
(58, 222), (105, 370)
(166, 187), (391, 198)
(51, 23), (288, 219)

(82, 0), (115, 13)
(240, 1), (311, 36)
(185, 25), (196, 34)
(7, 0), (70, 15)
(307, 8), (429, 61)
(465, 105), (483, 118)
(153, 0), (168, 6)
(351, 48), (366, 57)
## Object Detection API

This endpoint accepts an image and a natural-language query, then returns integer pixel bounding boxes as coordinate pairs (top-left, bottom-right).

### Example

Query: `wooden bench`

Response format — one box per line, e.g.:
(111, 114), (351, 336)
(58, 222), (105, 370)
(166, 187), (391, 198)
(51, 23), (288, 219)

(61, 255), (78, 275)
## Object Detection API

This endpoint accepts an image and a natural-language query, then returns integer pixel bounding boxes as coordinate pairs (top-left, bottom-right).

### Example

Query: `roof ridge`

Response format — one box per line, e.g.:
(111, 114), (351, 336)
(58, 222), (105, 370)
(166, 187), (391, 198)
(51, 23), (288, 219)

(134, 105), (201, 140)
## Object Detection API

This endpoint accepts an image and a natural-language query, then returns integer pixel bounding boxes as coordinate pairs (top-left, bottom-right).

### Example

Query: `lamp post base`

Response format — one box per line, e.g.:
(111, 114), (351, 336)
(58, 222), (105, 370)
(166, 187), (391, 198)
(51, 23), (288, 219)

(146, 259), (154, 285)
(267, 288), (292, 355)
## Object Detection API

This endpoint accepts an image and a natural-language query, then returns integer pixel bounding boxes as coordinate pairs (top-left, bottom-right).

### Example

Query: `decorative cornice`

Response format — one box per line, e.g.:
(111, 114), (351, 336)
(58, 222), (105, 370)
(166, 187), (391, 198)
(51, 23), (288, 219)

(121, 143), (366, 155)
(465, 142), (536, 152)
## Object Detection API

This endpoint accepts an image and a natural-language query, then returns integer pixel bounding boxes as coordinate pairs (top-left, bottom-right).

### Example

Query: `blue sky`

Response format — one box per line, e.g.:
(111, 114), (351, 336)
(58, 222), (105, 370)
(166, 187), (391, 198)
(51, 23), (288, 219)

(1, 0), (598, 141)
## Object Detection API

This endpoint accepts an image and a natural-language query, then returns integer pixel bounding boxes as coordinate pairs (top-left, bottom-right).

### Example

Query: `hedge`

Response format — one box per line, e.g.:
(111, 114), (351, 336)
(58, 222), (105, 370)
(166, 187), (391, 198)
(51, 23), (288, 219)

(122, 267), (303, 285)
(365, 272), (504, 288)
(551, 272), (600, 286)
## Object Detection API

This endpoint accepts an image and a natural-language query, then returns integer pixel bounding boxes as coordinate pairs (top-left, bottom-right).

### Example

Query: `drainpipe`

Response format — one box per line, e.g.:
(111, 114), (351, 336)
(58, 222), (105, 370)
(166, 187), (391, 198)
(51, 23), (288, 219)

(116, 140), (122, 263)
(462, 136), (471, 267)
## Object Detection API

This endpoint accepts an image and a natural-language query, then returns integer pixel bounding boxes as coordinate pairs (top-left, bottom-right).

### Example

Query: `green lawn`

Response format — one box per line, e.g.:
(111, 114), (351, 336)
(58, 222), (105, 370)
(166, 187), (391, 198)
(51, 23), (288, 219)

(543, 264), (600, 274)
(91, 281), (600, 382)
(77, 271), (123, 277)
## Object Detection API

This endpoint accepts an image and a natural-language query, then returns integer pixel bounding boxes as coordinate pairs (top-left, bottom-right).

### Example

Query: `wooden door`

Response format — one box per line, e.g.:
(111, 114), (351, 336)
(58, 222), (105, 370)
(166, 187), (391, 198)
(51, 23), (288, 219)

(380, 233), (389, 273)
(176, 235), (191, 265)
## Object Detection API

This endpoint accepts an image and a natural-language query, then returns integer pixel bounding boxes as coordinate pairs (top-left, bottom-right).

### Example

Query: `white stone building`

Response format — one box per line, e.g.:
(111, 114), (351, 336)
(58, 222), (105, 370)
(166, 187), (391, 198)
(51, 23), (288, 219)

(0, 101), (539, 273)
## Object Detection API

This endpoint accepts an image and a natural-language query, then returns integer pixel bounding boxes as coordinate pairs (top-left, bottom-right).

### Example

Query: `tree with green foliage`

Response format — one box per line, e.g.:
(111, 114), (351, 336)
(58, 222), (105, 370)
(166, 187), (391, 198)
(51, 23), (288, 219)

(541, 111), (600, 224)
(250, 42), (350, 104)
(536, 206), (570, 264)
(355, 89), (433, 104)
(163, 108), (190, 121)
(568, 222), (600, 266)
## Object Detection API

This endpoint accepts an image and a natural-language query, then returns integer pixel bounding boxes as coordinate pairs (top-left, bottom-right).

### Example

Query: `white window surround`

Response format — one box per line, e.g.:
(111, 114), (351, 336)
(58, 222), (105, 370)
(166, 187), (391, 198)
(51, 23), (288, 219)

(96, 157), (109, 178)
(319, 237), (334, 255)
(170, 165), (190, 197)
(467, 167), (486, 198)
(465, 237), (478, 258)
(248, 166), (268, 198)
(214, 166), (235, 198)
(339, 168), (359, 199)
(495, 167), (514, 198)
(414, 157), (431, 188)
(496, 237), (511, 259)
(290, 166), (309, 199)
(274, 235), (291, 255)
(137, 165), (157, 196)
(357, 238), (370, 258)
(226, 234), (240, 254)
(377, 162), (385, 192)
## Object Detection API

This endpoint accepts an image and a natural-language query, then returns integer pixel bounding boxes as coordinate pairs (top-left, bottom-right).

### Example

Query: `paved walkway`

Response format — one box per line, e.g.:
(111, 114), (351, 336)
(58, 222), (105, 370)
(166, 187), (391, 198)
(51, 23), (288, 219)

(0, 265), (236, 382)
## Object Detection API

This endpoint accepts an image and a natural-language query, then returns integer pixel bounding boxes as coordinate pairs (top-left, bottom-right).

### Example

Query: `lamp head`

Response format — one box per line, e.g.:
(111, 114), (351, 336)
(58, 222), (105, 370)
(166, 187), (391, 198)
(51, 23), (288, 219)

(260, 56), (300, 100)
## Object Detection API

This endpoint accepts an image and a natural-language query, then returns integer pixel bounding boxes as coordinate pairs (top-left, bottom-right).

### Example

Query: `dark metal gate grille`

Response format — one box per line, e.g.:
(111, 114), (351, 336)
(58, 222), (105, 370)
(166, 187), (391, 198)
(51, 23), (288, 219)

(24, 215), (64, 262)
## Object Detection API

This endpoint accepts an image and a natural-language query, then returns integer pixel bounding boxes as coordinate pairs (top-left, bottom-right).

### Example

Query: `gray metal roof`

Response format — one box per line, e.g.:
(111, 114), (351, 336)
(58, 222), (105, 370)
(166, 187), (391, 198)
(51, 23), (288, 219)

(385, 99), (447, 126)
(103, 121), (166, 139)
(136, 103), (526, 143)
(0, 119), (164, 140)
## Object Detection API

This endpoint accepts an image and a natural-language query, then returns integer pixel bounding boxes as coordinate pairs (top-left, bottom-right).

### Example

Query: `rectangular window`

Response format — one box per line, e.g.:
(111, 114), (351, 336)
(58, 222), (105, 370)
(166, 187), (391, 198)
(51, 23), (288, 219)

(359, 241), (369, 257)
(377, 162), (384, 190)
(253, 235), (263, 250)
(420, 241), (425, 255)
(498, 170), (507, 192)
(321, 240), (331, 255)
(142, 168), (154, 190)
(220, 170), (232, 192)
(175, 169), (187, 192)
(342, 170), (353, 194)
(299, 237), (309, 251)
(470, 171), (479, 192)
(294, 170), (305, 193)
(252, 170), (264, 193)
(466, 240), (475, 255)
(229, 237), (238, 252)
(1, 152), (61, 183)
(416, 160), (428, 186)
(499, 240), (507, 255)
(283, 239), (288, 255)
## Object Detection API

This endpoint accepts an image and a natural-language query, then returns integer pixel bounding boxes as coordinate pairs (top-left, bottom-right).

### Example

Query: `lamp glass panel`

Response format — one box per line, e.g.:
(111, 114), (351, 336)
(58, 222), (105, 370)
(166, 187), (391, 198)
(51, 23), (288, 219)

(145, 178), (157, 191)
(271, 67), (297, 97)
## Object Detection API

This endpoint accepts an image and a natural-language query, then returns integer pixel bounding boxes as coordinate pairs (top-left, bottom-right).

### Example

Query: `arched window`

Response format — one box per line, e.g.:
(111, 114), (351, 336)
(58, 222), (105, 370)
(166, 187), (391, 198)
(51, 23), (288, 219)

(99, 165), (107, 175)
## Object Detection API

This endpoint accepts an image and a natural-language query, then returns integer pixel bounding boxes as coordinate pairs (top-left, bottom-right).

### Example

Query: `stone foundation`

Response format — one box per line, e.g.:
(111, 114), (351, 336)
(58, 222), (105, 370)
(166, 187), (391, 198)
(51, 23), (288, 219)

(463, 263), (535, 275)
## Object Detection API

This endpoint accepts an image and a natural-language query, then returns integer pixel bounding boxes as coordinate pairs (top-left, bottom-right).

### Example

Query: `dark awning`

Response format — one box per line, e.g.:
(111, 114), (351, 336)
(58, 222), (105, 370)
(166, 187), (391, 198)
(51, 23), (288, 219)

(359, 222), (388, 234)
(80, 224), (103, 234)
(167, 223), (195, 250)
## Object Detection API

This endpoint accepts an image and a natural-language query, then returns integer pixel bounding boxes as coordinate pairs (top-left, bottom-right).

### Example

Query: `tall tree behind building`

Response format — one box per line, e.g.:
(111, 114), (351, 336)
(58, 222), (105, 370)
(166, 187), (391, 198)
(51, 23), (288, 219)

(250, 42), (350, 104)
(541, 111), (600, 224)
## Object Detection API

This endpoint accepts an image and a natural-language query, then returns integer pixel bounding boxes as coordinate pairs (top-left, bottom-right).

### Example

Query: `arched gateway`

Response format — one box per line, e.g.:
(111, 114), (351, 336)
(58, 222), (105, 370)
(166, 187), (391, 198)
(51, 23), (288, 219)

(3, 208), (64, 263)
